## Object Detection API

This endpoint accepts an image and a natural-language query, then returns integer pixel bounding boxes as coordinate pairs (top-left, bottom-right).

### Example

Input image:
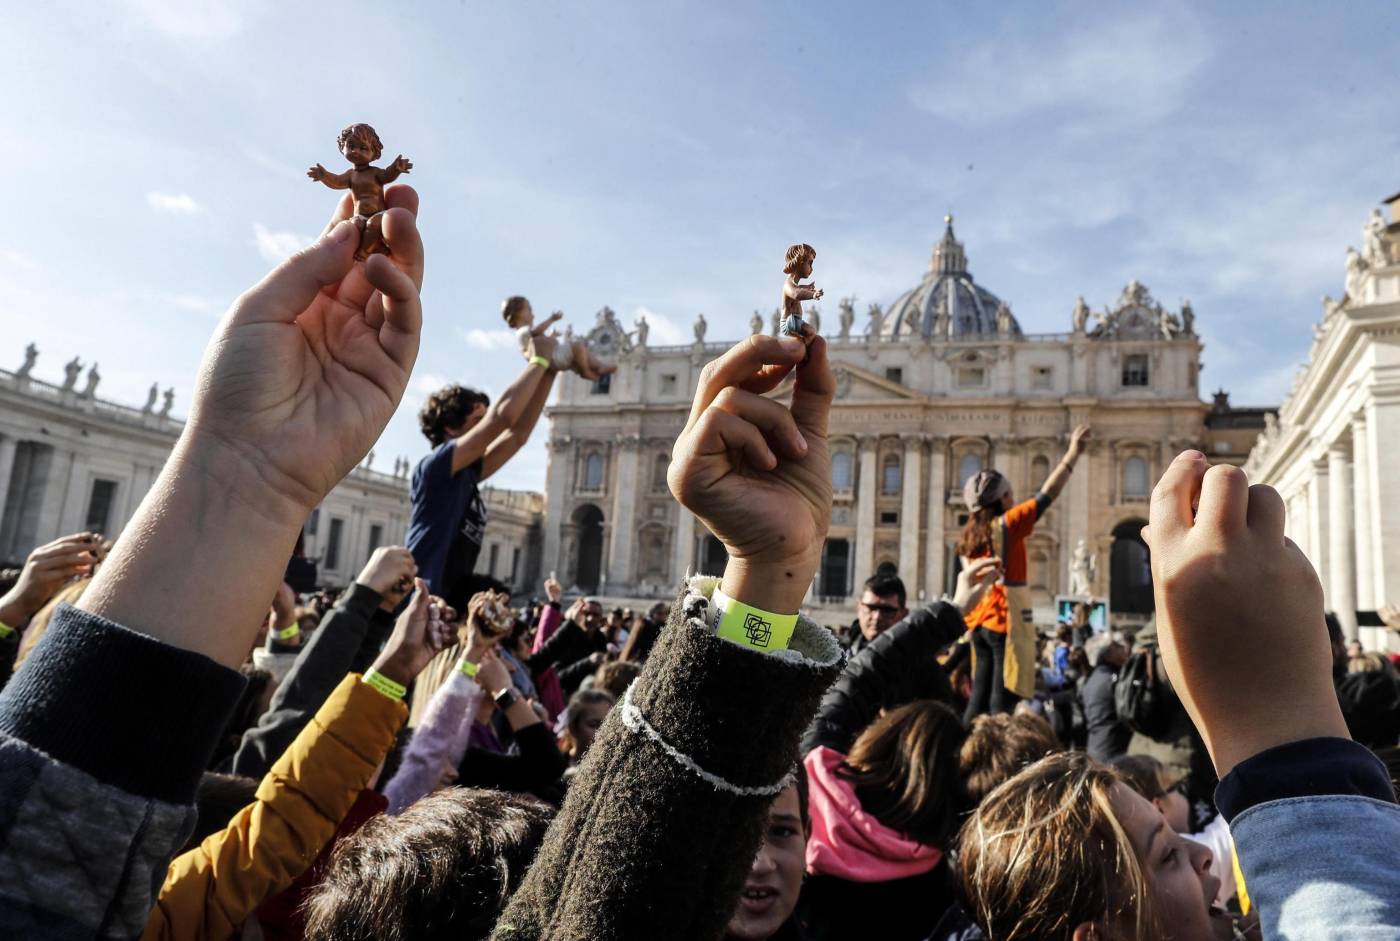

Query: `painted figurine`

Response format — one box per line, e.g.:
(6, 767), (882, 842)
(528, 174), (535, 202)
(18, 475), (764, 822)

(308, 123), (413, 261)
(502, 295), (615, 381)
(781, 243), (823, 336)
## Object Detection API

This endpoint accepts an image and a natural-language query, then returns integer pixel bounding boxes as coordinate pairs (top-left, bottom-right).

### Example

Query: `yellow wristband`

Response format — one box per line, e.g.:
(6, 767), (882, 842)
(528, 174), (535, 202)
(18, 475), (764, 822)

(276, 624), (300, 641)
(362, 669), (406, 701)
(0, 621), (13, 640)
(457, 657), (480, 678)
(529, 355), (550, 370)
(709, 588), (797, 653)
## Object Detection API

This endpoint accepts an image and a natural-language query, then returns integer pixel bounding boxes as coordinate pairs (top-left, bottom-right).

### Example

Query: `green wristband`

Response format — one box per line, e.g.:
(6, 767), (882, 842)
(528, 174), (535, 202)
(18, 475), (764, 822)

(362, 669), (406, 701)
(529, 355), (550, 370)
(457, 657), (480, 678)
(276, 623), (300, 641)
(0, 621), (14, 640)
(709, 588), (797, 653)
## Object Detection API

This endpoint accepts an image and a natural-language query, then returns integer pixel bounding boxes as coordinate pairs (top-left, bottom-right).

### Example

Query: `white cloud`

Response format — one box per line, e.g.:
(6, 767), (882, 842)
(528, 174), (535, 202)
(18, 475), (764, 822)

(252, 224), (311, 264)
(458, 327), (521, 352)
(119, 0), (262, 41)
(146, 191), (202, 215)
(908, 7), (1212, 127)
(633, 307), (690, 346)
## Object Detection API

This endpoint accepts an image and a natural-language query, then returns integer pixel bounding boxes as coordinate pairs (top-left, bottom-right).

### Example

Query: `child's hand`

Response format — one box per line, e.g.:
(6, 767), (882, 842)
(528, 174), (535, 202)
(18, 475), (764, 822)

(813, 288), (824, 300)
(307, 163), (328, 181)
(668, 334), (834, 613)
(1144, 452), (1348, 776)
(390, 154), (413, 174)
(186, 186), (423, 519)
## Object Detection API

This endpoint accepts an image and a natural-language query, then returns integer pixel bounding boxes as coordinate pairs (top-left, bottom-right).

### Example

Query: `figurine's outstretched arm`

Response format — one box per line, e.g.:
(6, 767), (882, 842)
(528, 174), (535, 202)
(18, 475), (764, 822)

(796, 283), (823, 301)
(307, 164), (350, 190)
(377, 155), (414, 184)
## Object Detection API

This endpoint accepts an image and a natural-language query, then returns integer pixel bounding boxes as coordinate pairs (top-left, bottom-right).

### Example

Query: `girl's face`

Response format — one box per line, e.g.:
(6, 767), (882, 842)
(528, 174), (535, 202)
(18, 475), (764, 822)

(726, 783), (806, 940)
(1155, 786), (1192, 835)
(1110, 784), (1236, 940)
(573, 701), (612, 755)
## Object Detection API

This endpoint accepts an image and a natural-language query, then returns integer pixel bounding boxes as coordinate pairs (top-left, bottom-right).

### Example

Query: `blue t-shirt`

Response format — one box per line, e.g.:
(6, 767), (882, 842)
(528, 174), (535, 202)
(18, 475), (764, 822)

(406, 441), (488, 605)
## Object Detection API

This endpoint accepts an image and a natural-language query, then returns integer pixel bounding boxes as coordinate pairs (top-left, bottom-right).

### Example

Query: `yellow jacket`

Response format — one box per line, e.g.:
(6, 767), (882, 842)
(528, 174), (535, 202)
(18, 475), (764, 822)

(142, 674), (407, 941)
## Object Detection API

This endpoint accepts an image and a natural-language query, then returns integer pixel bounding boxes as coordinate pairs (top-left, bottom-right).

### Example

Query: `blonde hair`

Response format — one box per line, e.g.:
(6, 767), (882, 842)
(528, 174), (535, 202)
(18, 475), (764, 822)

(958, 751), (1159, 940)
(15, 578), (92, 669)
(783, 243), (816, 275)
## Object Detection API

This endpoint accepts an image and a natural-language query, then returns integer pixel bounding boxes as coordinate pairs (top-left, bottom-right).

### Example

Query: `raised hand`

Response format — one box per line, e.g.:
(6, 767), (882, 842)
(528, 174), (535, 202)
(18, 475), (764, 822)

(390, 155), (413, 174)
(668, 333), (835, 613)
(188, 185), (422, 515)
(953, 556), (1003, 615)
(474, 649), (512, 696)
(1068, 424), (1092, 458)
(544, 576), (563, 603)
(355, 545), (417, 610)
(528, 332), (559, 366)
(1143, 452), (1348, 776)
(368, 578), (455, 686)
(307, 163), (327, 181)
(0, 532), (104, 628)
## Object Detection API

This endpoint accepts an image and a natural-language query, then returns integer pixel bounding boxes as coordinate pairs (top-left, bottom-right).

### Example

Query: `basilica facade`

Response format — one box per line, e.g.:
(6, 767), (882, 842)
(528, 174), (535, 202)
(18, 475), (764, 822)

(542, 219), (1253, 627)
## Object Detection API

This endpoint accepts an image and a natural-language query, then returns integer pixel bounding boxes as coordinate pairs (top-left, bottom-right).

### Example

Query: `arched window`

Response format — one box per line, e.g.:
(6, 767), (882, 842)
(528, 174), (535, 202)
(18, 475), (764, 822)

(1031, 455), (1050, 489)
(1123, 456), (1149, 499)
(831, 450), (854, 492)
(651, 453), (669, 492)
(958, 452), (983, 486)
(583, 452), (604, 490)
(881, 454), (901, 495)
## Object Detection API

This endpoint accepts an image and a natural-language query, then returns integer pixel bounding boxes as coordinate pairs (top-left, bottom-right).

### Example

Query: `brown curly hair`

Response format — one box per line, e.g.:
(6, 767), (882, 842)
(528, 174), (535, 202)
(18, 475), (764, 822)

(418, 384), (489, 446)
(337, 123), (383, 161)
(783, 243), (816, 275)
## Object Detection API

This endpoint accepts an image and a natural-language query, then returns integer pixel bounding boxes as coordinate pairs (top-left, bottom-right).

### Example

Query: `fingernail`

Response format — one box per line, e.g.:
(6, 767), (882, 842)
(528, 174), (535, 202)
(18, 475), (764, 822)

(1175, 449), (1205, 463)
(796, 433), (808, 452)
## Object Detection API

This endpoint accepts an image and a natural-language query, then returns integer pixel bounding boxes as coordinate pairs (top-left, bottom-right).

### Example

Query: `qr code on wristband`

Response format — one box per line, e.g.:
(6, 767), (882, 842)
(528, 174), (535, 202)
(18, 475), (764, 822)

(743, 613), (773, 647)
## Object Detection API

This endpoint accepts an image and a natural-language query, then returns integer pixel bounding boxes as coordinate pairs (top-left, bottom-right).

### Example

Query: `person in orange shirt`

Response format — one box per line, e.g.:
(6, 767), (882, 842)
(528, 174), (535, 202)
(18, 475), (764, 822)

(958, 424), (1090, 722)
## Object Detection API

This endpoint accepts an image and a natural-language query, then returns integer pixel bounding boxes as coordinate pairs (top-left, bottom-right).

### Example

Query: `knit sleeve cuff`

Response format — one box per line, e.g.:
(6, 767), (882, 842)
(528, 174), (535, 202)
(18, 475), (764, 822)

(624, 576), (842, 791)
(1215, 736), (1398, 823)
(0, 603), (246, 804)
(338, 582), (384, 620)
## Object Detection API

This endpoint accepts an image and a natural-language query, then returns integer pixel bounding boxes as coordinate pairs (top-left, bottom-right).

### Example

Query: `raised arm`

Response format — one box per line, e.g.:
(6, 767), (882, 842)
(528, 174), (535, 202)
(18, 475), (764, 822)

(531, 311), (564, 336)
(480, 365), (556, 480)
(376, 155), (413, 185)
(451, 335), (555, 475)
(307, 163), (350, 190)
(1038, 424), (1091, 504)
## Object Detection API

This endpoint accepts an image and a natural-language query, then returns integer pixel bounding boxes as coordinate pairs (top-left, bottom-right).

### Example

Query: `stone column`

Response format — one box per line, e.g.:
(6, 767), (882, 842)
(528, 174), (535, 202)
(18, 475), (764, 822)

(898, 437), (923, 597)
(1367, 400), (1400, 613)
(671, 506), (696, 587)
(1307, 457), (1330, 602)
(1351, 414), (1375, 611)
(541, 439), (571, 581)
(853, 437), (878, 591)
(1327, 443), (1358, 642)
(924, 438), (947, 598)
(607, 436), (641, 589)
(0, 436), (18, 529)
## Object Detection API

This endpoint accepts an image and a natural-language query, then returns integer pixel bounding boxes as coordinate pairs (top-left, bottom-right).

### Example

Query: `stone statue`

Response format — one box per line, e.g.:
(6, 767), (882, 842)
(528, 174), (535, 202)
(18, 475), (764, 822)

(1071, 296), (1090, 334)
(1069, 539), (1096, 598)
(633, 315), (649, 348)
(771, 308), (781, 336)
(1264, 412), (1279, 440)
(142, 383), (158, 414)
(1321, 294), (1342, 319)
(1159, 308), (1181, 340)
(307, 123), (413, 261)
(693, 313), (707, 343)
(365, 450), (375, 469)
(995, 301), (1012, 338)
(1363, 208), (1390, 267)
(933, 292), (950, 339)
(16, 343), (38, 379)
(809, 306), (821, 334)
(838, 297), (855, 339)
(159, 387), (174, 418)
(1123, 279), (1147, 306)
(866, 302), (884, 340)
(61, 357), (83, 391)
(1344, 246), (1367, 300)
(80, 363), (101, 398)
(750, 311), (764, 336)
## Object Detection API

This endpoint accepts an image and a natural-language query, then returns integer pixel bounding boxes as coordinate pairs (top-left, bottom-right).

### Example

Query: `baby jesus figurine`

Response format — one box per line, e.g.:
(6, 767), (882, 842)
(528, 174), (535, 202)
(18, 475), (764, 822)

(782, 243), (823, 337)
(502, 295), (615, 381)
(308, 123), (413, 261)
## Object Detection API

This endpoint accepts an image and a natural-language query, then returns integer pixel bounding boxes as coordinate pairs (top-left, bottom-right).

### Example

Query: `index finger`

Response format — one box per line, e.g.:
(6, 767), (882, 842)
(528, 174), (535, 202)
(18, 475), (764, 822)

(686, 334), (807, 433)
(1148, 450), (1206, 547)
(319, 184), (420, 238)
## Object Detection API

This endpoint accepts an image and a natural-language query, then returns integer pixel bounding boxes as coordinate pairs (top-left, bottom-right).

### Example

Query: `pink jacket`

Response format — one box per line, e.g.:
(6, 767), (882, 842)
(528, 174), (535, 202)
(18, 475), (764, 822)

(803, 746), (943, 882)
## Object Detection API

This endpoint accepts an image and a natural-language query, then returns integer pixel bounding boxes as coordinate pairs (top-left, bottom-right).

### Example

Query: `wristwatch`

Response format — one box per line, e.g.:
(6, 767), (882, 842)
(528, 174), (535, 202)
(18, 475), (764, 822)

(493, 687), (518, 710)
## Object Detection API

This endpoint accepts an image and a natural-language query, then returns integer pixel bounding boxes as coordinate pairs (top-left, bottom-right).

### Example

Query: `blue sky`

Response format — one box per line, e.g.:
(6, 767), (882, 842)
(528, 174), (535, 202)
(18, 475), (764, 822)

(3, 1), (1397, 492)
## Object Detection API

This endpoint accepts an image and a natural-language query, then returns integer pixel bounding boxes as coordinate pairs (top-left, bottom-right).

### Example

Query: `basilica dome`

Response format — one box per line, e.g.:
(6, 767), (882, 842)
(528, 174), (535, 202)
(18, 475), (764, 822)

(880, 216), (1021, 339)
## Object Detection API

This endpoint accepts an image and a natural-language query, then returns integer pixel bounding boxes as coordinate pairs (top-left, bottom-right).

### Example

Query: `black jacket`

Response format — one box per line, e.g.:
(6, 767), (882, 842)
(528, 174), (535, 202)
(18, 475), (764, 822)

(802, 602), (965, 756)
(1082, 663), (1132, 763)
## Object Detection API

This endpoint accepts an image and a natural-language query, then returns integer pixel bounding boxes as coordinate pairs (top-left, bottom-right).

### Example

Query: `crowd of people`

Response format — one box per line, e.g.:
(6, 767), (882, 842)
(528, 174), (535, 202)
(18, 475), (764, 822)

(1, 183), (1399, 940)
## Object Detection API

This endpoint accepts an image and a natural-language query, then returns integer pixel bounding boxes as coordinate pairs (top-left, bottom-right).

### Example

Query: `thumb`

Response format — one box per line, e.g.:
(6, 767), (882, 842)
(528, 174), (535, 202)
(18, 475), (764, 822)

(403, 577), (431, 624)
(231, 220), (358, 327)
